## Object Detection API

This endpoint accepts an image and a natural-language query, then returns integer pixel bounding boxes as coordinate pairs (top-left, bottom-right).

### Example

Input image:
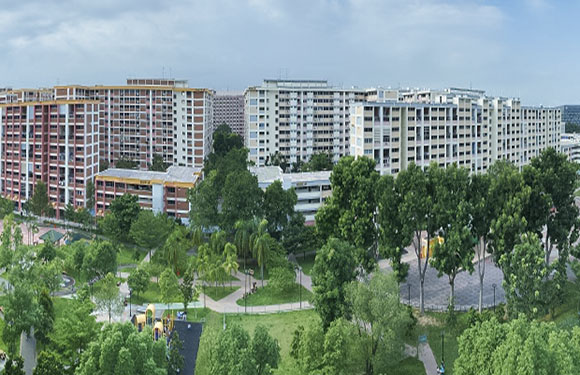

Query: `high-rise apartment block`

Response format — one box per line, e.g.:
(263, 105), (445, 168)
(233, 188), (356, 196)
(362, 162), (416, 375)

(0, 79), (213, 217)
(244, 80), (366, 166)
(54, 79), (214, 170)
(0, 100), (100, 216)
(350, 88), (561, 175)
(213, 92), (245, 139)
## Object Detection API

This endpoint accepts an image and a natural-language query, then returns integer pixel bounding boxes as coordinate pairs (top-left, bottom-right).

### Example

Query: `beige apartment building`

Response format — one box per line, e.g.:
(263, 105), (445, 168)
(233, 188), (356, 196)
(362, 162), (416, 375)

(0, 100), (100, 217)
(350, 88), (560, 175)
(244, 80), (367, 166)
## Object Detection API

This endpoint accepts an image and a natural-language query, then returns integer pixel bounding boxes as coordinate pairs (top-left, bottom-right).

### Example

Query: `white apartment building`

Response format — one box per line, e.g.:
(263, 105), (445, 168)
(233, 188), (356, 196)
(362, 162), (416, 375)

(561, 133), (580, 163)
(250, 166), (331, 224)
(350, 88), (561, 175)
(213, 92), (245, 139)
(244, 80), (366, 166)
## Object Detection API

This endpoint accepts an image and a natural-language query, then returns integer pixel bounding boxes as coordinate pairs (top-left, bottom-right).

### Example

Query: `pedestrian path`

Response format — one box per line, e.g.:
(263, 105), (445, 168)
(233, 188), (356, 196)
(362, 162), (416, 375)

(405, 343), (439, 375)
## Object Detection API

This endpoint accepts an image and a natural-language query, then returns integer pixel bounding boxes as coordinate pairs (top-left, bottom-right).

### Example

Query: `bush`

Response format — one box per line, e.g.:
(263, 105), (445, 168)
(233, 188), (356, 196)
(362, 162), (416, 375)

(268, 267), (296, 293)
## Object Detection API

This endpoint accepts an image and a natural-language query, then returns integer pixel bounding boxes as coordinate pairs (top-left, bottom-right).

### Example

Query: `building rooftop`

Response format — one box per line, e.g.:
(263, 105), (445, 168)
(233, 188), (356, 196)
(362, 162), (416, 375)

(249, 166), (283, 183)
(284, 170), (332, 183)
(249, 166), (331, 184)
(96, 166), (202, 184)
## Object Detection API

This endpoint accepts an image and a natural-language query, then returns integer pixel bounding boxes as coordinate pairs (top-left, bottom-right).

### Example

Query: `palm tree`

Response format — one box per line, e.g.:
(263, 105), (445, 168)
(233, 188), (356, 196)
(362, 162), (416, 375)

(252, 219), (271, 288)
(191, 225), (204, 249)
(223, 243), (239, 288)
(194, 244), (210, 307)
(209, 230), (227, 256)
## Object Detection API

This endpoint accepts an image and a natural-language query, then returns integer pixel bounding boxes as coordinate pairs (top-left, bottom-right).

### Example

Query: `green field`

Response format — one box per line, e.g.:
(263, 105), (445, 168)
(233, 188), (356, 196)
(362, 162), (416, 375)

(203, 286), (239, 301)
(236, 284), (312, 307)
(297, 253), (316, 276)
(117, 246), (146, 266)
(130, 282), (164, 305)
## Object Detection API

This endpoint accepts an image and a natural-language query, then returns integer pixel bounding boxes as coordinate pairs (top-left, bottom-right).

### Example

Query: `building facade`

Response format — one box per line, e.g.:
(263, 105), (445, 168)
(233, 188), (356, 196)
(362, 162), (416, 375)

(560, 105), (580, 125)
(350, 88), (561, 175)
(0, 100), (100, 217)
(561, 133), (580, 163)
(250, 166), (331, 224)
(53, 79), (214, 170)
(244, 80), (366, 166)
(213, 92), (245, 139)
(95, 166), (201, 223)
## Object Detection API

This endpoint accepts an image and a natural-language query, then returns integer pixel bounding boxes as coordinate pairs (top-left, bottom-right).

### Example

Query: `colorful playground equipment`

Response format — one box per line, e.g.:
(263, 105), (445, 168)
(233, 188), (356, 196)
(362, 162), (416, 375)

(420, 236), (444, 259)
(132, 304), (175, 342)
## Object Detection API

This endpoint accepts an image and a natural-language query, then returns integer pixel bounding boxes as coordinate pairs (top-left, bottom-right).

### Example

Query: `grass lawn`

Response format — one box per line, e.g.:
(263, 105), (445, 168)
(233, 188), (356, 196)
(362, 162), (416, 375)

(413, 310), (471, 375)
(236, 284), (312, 307)
(199, 274), (239, 282)
(297, 253), (316, 276)
(391, 357), (426, 375)
(543, 281), (580, 330)
(117, 246), (146, 266)
(130, 282), (165, 305)
(194, 309), (319, 375)
(203, 286), (239, 301)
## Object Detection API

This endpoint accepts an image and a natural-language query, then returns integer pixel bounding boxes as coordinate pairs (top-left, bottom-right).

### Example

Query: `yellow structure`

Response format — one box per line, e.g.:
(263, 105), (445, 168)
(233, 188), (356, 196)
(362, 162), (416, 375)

(421, 236), (444, 259)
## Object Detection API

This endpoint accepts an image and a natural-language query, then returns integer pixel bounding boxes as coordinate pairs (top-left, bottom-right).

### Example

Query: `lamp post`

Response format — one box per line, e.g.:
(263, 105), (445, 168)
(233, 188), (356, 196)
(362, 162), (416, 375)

(244, 269), (248, 314)
(129, 289), (133, 317)
(441, 331), (445, 363)
(298, 266), (302, 309)
(492, 283), (497, 312)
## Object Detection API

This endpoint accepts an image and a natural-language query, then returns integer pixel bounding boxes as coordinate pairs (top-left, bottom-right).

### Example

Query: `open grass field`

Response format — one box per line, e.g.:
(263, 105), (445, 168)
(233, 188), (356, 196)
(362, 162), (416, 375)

(236, 284), (312, 307)
(203, 286), (239, 301)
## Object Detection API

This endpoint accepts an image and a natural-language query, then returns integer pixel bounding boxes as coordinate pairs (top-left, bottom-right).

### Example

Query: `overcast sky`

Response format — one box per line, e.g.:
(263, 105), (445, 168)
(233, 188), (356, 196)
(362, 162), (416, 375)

(1, 0), (577, 105)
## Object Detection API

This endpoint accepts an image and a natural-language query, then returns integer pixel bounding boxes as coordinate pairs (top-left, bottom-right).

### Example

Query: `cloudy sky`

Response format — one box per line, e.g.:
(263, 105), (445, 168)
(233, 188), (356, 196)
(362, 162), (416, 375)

(0, 0), (577, 105)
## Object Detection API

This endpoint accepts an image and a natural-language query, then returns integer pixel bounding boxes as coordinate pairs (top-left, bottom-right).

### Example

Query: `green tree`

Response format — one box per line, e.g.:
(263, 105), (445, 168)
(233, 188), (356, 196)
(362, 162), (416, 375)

(159, 268), (180, 307)
(234, 219), (257, 272)
(75, 323), (167, 375)
(168, 331), (184, 375)
(94, 273), (124, 323)
(0, 214), (22, 270)
(455, 316), (580, 375)
(38, 241), (56, 262)
(211, 124), (243, 157)
(50, 294), (98, 369)
(268, 266), (295, 294)
(33, 351), (65, 375)
(188, 171), (221, 229)
(127, 267), (150, 297)
(115, 157), (138, 169)
(3, 356), (25, 375)
(35, 289), (55, 345)
(303, 152), (333, 172)
(2, 281), (38, 355)
(149, 154), (168, 172)
(499, 233), (554, 318)
(376, 174), (409, 283)
(316, 156), (379, 272)
(28, 181), (53, 217)
(0, 196), (14, 219)
(179, 266), (198, 312)
(86, 180), (96, 211)
(251, 324), (281, 375)
(394, 162), (436, 314)
(468, 172), (494, 312)
(430, 164), (474, 305)
(266, 151), (288, 172)
(162, 226), (190, 274)
(262, 181), (297, 239)
(252, 219), (271, 287)
(223, 243), (239, 288)
(346, 272), (411, 375)
(221, 170), (263, 230)
(100, 194), (140, 243)
(83, 240), (117, 280)
(130, 210), (173, 255)
(312, 237), (358, 330)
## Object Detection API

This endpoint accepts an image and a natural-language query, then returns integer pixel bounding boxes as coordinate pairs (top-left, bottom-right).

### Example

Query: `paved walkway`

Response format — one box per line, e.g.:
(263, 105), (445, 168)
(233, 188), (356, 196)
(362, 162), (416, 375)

(20, 329), (36, 375)
(405, 343), (439, 375)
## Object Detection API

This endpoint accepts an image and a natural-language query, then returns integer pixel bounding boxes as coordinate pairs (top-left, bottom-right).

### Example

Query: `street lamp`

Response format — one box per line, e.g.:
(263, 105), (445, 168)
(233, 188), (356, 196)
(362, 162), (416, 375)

(244, 269), (248, 314)
(298, 265), (302, 309)
(441, 331), (445, 363)
(492, 283), (497, 312)
(129, 289), (133, 317)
